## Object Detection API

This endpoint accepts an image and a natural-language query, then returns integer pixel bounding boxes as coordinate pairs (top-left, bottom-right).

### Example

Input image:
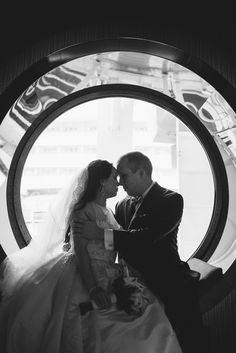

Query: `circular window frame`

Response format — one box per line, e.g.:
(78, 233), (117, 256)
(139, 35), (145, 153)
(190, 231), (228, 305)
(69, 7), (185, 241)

(7, 83), (228, 261)
(1, 37), (236, 123)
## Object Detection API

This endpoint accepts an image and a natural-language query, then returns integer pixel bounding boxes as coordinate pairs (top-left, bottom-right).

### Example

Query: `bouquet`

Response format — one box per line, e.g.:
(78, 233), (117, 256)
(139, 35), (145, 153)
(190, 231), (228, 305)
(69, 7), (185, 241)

(112, 274), (154, 316)
(79, 261), (155, 317)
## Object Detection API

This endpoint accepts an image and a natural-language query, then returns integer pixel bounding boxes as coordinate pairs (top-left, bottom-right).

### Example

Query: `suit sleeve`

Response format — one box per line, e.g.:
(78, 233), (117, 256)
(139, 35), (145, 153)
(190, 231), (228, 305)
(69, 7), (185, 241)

(113, 192), (183, 250)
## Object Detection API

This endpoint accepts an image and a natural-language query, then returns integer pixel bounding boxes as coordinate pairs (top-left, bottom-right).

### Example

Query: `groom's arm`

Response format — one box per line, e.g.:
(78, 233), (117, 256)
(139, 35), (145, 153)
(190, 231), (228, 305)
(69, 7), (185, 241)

(70, 204), (104, 241)
(71, 193), (183, 248)
(71, 219), (104, 240)
(111, 192), (184, 250)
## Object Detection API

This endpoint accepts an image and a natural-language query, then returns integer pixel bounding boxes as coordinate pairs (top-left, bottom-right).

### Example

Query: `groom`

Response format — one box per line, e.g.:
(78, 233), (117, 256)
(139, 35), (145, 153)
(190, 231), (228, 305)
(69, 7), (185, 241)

(112, 151), (207, 353)
(73, 151), (207, 353)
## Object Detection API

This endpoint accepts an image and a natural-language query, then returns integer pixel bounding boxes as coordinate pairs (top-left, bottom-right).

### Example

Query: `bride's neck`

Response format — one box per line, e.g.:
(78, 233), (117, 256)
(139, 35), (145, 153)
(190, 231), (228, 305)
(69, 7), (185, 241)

(94, 194), (107, 207)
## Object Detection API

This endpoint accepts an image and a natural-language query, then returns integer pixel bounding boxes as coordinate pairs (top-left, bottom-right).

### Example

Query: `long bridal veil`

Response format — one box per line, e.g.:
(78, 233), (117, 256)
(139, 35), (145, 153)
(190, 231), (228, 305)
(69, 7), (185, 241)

(0, 167), (89, 298)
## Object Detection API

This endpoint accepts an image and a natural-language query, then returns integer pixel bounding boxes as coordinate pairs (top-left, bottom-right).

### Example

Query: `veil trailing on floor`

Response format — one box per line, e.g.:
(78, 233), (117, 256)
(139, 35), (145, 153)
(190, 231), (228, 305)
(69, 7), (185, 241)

(0, 167), (89, 298)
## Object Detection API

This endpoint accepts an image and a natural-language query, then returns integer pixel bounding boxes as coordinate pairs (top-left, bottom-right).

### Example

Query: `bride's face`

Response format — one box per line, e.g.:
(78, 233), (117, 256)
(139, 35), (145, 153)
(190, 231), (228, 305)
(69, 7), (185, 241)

(102, 167), (119, 198)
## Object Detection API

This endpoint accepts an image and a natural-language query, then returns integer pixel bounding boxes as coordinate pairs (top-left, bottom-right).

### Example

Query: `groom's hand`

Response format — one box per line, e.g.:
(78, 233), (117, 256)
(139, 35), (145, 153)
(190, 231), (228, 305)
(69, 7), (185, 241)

(71, 219), (104, 240)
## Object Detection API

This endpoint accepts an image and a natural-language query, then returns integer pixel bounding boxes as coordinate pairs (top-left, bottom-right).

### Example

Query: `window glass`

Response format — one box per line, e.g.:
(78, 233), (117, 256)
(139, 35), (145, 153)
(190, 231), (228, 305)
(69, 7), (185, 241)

(21, 97), (214, 260)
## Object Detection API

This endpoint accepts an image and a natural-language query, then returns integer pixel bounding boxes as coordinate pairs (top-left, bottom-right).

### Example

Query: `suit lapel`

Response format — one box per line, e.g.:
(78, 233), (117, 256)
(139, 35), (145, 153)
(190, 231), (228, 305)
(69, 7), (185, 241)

(128, 183), (163, 229)
(128, 195), (147, 229)
(125, 197), (136, 229)
(128, 205), (138, 229)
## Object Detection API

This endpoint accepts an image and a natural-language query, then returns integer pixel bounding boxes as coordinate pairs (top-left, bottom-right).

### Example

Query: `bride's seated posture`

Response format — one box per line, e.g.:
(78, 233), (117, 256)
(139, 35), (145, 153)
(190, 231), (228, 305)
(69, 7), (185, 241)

(0, 159), (182, 353)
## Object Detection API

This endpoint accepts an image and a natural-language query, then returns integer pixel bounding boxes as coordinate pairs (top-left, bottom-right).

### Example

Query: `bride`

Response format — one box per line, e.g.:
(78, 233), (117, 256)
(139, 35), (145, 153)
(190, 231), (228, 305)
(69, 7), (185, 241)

(0, 159), (182, 353)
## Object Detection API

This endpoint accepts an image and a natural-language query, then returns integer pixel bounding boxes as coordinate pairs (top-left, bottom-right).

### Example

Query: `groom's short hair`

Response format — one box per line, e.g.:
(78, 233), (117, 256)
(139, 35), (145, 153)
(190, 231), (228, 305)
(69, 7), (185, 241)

(117, 151), (153, 177)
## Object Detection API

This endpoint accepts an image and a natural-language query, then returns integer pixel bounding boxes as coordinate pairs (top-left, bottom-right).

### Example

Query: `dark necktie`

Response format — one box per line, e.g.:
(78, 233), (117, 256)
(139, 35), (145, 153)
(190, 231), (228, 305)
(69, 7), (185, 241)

(127, 195), (143, 227)
(131, 195), (143, 209)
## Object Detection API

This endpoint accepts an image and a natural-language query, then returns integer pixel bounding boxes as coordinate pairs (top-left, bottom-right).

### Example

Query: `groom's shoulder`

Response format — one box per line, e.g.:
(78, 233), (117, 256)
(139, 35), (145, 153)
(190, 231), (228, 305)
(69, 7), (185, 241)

(153, 183), (183, 202)
(163, 189), (183, 209)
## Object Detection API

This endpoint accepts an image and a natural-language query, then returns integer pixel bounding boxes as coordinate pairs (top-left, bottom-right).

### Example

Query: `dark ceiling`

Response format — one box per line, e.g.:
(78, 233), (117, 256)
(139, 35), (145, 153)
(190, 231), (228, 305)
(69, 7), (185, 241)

(0, 1), (236, 69)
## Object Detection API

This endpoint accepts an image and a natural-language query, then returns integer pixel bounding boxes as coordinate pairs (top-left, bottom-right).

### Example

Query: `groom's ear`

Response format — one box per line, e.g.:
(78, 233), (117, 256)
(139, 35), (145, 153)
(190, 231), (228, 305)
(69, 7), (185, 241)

(138, 168), (145, 178)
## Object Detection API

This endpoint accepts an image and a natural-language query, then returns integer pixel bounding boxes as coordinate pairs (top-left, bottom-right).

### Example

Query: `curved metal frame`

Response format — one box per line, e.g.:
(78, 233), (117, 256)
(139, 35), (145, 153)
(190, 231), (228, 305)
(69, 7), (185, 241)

(1, 38), (236, 123)
(7, 84), (229, 263)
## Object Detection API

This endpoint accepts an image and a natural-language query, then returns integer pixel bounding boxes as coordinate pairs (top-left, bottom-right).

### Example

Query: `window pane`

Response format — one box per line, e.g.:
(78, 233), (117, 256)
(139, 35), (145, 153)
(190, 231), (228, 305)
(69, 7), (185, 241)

(21, 97), (214, 260)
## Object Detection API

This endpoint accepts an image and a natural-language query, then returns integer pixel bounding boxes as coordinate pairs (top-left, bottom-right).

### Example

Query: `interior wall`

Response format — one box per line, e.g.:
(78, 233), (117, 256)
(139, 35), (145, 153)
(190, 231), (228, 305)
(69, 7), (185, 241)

(1, 18), (236, 352)
(203, 287), (236, 353)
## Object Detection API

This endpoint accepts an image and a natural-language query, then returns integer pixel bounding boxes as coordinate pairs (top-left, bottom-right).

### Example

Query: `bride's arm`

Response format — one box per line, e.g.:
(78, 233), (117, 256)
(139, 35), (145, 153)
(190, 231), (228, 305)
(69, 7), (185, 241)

(73, 234), (97, 293)
(71, 206), (122, 241)
(71, 208), (111, 308)
(71, 206), (104, 240)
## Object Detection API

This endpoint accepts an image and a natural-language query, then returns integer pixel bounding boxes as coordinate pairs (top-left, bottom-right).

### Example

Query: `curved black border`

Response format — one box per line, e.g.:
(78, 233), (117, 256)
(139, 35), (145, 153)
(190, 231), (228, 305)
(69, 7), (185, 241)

(7, 84), (229, 263)
(1, 38), (236, 123)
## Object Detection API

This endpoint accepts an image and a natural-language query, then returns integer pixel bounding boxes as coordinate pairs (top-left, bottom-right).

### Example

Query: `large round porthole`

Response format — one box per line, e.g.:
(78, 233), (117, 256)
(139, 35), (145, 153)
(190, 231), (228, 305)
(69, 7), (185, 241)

(0, 40), (235, 279)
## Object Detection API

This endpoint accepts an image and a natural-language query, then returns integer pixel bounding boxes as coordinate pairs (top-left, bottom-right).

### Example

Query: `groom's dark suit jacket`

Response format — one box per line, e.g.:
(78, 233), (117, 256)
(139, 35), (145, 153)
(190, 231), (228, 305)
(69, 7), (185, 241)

(113, 182), (193, 299)
(114, 182), (205, 353)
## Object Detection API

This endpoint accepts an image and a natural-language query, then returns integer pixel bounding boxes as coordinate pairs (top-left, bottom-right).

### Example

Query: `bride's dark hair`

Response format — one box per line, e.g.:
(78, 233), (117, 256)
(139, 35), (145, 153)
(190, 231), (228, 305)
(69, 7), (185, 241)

(75, 159), (113, 211)
(63, 159), (113, 248)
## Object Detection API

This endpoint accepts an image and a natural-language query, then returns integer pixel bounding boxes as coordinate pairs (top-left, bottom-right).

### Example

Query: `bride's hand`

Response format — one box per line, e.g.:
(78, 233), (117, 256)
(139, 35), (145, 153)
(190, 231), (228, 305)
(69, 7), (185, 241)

(89, 286), (112, 309)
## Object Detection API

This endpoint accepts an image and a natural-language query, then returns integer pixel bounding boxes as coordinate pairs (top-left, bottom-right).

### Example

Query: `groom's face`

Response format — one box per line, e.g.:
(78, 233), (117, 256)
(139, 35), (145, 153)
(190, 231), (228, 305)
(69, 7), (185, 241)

(117, 159), (142, 196)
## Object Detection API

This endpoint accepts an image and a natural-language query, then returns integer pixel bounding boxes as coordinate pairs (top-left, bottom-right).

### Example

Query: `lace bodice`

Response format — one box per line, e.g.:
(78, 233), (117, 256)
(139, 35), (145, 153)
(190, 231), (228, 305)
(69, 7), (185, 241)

(77, 202), (122, 292)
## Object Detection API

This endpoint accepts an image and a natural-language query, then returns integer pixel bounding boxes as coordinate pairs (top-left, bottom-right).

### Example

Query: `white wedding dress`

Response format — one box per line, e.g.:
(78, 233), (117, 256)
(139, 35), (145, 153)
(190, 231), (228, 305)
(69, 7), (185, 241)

(0, 202), (182, 353)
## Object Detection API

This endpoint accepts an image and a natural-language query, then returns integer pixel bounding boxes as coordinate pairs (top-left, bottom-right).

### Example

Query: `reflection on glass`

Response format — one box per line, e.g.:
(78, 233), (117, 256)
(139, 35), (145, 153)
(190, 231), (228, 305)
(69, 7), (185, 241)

(20, 98), (214, 260)
(1, 51), (236, 190)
